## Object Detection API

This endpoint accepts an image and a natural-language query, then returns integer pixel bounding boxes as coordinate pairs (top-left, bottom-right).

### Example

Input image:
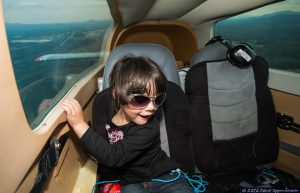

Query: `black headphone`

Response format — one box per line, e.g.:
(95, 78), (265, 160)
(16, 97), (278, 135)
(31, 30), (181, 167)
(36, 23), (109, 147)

(205, 36), (256, 68)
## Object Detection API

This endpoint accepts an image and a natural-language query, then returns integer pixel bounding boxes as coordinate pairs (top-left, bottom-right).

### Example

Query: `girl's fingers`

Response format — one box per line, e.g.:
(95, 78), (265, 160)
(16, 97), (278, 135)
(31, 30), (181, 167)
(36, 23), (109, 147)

(61, 104), (70, 114)
(62, 103), (74, 115)
(61, 99), (82, 117)
(60, 99), (87, 137)
(61, 100), (75, 115)
(71, 99), (81, 108)
(69, 99), (82, 114)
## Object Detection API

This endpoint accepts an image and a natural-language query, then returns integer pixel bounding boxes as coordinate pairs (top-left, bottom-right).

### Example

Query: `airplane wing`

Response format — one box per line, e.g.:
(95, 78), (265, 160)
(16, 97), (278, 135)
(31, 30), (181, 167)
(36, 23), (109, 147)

(35, 52), (105, 62)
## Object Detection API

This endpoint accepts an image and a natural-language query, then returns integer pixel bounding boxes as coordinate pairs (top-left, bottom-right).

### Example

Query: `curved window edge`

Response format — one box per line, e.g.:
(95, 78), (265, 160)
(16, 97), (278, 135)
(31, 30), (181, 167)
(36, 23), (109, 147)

(32, 22), (114, 132)
(268, 69), (300, 96)
(33, 63), (105, 134)
(30, 23), (114, 129)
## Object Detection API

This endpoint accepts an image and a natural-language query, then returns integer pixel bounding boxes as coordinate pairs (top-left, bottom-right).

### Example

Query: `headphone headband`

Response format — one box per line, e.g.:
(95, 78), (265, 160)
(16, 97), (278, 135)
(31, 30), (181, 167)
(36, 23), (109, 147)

(206, 36), (256, 68)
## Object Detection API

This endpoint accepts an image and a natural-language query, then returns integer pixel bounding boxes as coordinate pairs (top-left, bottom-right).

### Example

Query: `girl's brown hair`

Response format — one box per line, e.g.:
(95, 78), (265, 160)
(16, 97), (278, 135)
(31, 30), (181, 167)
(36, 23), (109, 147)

(109, 55), (166, 112)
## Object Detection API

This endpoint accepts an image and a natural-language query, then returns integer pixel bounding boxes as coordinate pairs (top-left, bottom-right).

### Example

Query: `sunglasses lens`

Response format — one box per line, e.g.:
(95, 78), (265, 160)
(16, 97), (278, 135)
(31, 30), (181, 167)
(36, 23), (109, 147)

(154, 93), (166, 106)
(131, 95), (150, 108)
(129, 93), (166, 109)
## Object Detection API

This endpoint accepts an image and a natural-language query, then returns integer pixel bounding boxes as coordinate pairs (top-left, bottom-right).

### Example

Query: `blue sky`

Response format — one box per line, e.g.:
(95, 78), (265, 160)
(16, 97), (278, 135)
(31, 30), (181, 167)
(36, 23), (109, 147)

(3, 0), (112, 24)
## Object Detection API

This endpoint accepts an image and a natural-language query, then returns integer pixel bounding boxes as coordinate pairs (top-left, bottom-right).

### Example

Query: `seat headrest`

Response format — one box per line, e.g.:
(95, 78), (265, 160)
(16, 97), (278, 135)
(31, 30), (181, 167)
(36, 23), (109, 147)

(191, 36), (256, 68)
(102, 43), (180, 89)
(191, 42), (228, 66)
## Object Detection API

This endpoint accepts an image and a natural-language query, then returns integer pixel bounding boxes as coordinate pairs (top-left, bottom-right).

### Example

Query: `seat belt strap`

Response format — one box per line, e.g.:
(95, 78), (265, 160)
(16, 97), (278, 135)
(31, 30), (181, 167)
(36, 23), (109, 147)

(30, 136), (67, 193)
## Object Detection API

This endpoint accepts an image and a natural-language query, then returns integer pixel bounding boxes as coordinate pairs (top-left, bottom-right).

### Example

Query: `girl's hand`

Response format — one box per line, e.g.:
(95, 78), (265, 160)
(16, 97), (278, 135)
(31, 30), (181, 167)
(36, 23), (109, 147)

(61, 99), (89, 138)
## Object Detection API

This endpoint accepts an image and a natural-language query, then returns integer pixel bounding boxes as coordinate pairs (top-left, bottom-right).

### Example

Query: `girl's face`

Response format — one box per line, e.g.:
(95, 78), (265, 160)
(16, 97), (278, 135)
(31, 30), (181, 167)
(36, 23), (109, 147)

(113, 83), (164, 126)
(121, 94), (158, 125)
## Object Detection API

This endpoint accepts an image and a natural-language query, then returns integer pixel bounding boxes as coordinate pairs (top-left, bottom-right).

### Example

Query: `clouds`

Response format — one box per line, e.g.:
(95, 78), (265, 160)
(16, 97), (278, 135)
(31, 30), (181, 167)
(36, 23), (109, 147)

(3, 0), (112, 24)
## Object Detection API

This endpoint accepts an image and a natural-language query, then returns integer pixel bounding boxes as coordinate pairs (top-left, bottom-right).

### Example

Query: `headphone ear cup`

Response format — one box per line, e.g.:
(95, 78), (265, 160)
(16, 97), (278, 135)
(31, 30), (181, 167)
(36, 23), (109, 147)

(227, 44), (256, 67)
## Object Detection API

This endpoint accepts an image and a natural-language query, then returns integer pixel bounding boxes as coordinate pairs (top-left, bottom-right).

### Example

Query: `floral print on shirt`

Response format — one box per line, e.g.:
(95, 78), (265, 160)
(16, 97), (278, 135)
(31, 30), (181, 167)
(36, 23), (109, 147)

(105, 123), (124, 144)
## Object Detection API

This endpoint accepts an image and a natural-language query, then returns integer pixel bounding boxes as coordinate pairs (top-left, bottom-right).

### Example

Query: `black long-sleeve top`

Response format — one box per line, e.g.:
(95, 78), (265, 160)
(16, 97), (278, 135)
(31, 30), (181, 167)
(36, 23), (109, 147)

(79, 117), (179, 185)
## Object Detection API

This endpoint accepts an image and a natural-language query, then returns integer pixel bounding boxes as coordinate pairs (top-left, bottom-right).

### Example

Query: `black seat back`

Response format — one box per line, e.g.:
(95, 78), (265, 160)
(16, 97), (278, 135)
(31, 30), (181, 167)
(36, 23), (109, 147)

(185, 38), (279, 175)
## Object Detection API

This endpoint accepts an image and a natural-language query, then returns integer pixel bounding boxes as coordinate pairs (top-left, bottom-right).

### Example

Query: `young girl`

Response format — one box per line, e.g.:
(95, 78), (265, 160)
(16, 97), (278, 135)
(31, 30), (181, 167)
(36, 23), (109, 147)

(61, 56), (194, 193)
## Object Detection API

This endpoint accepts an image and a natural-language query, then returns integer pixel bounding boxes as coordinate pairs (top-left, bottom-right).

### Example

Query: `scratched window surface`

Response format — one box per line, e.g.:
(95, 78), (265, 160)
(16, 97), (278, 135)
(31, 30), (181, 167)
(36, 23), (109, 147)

(3, 0), (113, 128)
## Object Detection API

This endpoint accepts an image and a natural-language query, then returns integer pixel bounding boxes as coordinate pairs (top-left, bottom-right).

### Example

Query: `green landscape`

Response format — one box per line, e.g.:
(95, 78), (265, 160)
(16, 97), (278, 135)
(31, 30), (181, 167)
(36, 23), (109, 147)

(215, 11), (300, 73)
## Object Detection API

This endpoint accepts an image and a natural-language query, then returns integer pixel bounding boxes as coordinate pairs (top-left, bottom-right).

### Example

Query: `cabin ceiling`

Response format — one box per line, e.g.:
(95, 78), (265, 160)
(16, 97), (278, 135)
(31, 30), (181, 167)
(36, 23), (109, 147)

(108, 0), (281, 27)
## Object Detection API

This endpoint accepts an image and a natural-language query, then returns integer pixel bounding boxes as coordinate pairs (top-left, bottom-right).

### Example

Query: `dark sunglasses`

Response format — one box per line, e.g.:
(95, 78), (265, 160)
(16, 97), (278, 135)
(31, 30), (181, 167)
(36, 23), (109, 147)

(128, 93), (166, 109)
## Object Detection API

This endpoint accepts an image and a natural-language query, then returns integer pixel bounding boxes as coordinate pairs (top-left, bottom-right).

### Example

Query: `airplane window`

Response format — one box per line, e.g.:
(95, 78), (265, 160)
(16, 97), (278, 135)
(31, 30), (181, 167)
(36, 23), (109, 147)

(3, 0), (113, 129)
(215, 0), (300, 74)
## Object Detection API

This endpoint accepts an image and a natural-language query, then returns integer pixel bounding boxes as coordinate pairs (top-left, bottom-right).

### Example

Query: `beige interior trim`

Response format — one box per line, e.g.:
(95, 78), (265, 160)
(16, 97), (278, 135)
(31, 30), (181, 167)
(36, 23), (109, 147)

(110, 0), (278, 27)
(275, 149), (300, 177)
(269, 69), (300, 96)
(107, 24), (123, 52)
(278, 129), (300, 149)
(113, 20), (198, 65)
(145, 0), (205, 19)
(272, 89), (300, 124)
(272, 89), (300, 177)
(115, 0), (155, 27)
(180, 0), (278, 25)
(16, 91), (98, 192)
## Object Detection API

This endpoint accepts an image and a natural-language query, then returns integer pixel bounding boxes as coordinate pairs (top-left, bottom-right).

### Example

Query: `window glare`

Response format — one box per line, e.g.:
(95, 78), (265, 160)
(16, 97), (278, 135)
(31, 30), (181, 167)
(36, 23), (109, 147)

(215, 0), (300, 74)
(3, 0), (113, 128)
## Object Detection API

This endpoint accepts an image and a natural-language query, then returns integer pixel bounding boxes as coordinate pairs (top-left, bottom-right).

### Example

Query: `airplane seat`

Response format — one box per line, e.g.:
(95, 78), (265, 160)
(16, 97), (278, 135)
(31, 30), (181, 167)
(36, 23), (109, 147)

(92, 43), (195, 176)
(178, 66), (190, 91)
(185, 37), (299, 191)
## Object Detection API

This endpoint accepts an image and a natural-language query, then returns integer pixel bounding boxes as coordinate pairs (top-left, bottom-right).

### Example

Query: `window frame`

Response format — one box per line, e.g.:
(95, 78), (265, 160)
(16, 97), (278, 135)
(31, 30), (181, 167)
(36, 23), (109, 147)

(269, 69), (300, 96)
